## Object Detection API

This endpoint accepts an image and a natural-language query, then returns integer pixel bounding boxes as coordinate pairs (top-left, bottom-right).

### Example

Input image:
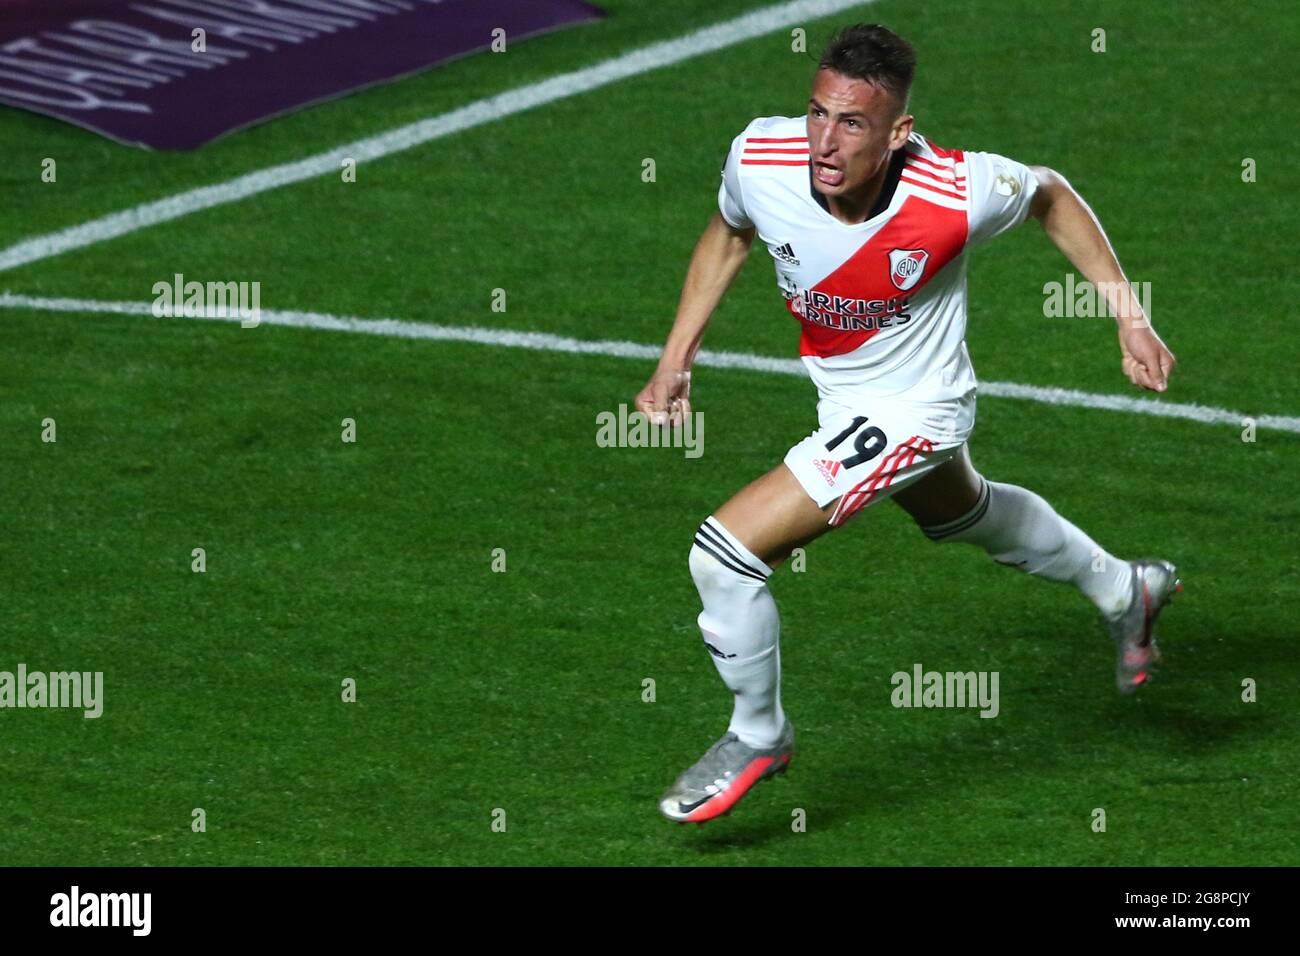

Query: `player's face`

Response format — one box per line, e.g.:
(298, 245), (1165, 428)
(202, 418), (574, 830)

(807, 69), (912, 198)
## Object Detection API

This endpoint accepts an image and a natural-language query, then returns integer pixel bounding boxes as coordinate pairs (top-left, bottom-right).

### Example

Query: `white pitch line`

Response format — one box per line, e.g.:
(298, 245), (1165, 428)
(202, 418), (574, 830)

(2, 291), (1295, 434)
(0, 0), (874, 274)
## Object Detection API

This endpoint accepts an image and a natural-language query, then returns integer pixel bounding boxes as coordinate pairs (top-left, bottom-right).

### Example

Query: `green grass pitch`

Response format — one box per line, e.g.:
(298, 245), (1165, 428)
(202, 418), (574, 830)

(1, 0), (1296, 865)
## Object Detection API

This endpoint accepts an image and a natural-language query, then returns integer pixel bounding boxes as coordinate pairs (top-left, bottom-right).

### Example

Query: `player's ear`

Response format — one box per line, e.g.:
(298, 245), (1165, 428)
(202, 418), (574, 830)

(890, 112), (914, 149)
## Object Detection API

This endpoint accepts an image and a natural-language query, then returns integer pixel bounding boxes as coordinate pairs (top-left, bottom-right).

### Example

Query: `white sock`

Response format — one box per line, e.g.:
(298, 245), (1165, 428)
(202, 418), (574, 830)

(923, 479), (1134, 619)
(689, 516), (785, 748)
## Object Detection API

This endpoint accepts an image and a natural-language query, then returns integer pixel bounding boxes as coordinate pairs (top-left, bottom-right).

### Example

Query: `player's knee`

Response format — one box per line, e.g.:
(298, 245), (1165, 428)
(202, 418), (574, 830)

(689, 517), (770, 596)
(921, 476), (996, 547)
(688, 536), (728, 592)
(689, 536), (746, 598)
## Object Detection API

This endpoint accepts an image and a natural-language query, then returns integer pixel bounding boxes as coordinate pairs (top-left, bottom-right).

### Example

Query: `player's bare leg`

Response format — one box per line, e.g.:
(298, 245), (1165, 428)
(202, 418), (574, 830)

(659, 464), (834, 823)
(888, 443), (983, 527)
(892, 446), (1181, 693)
(713, 462), (839, 566)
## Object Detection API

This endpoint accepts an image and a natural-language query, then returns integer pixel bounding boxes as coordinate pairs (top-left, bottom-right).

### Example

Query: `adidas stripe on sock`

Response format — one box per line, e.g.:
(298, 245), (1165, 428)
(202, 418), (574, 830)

(694, 516), (771, 583)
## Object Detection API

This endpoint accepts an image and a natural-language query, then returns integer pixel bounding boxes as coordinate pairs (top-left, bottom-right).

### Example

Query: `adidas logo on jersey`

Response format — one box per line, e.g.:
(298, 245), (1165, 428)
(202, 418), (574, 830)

(813, 458), (842, 485)
(772, 242), (799, 265)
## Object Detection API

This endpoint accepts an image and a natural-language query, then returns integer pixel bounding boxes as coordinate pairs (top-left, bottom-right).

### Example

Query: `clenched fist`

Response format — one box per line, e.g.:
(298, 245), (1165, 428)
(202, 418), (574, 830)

(635, 367), (693, 426)
(1118, 319), (1176, 393)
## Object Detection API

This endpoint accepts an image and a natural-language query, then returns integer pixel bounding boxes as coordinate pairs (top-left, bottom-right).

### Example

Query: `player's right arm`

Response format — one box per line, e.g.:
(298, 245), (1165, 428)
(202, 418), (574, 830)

(635, 210), (755, 425)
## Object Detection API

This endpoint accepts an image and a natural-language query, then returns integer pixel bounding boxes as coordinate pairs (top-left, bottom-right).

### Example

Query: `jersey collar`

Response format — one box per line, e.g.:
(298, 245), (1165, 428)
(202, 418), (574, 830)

(808, 147), (907, 224)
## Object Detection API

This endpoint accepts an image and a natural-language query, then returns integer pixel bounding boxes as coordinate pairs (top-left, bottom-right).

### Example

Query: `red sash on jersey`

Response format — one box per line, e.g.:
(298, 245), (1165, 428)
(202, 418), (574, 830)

(794, 153), (969, 359)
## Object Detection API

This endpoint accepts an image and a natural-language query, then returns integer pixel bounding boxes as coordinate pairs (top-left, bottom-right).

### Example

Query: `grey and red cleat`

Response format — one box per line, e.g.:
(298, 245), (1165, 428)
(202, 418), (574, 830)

(1109, 559), (1182, 694)
(659, 721), (794, 823)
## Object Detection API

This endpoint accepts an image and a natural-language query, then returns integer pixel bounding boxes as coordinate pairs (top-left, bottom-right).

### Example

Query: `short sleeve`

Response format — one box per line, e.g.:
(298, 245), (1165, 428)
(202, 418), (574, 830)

(717, 132), (752, 229)
(964, 150), (1039, 246)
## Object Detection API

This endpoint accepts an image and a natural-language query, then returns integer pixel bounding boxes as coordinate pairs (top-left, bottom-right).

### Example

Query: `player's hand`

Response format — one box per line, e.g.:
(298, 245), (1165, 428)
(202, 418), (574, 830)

(635, 366), (692, 426)
(1117, 319), (1175, 393)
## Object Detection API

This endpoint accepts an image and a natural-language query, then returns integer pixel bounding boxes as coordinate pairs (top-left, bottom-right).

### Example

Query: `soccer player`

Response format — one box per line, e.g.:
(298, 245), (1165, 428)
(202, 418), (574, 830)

(638, 24), (1181, 824)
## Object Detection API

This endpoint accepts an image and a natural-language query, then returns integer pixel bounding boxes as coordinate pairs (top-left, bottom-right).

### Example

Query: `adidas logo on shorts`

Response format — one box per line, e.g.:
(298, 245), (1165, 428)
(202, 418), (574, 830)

(813, 457), (842, 485)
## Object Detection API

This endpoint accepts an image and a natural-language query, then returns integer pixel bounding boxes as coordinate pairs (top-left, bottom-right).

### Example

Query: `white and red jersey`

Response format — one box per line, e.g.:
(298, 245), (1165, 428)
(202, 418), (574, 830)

(718, 115), (1039, 405)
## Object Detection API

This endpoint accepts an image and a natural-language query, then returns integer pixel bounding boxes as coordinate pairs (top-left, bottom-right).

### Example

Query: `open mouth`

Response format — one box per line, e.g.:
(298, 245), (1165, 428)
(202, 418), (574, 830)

(814, 162), (844, 187)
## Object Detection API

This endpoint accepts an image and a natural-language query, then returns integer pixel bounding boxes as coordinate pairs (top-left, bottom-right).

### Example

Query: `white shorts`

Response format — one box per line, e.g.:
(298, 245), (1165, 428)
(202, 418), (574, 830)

(784, 391), (976, 527)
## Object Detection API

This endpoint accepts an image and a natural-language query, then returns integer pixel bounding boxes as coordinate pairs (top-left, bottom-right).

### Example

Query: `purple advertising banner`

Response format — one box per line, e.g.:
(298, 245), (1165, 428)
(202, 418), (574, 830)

(0, 0), (605, 150)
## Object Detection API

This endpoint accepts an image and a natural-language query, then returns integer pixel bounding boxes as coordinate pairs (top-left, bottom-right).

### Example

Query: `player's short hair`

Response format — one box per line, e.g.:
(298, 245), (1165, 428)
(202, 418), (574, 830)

(817, 24), (916, 113)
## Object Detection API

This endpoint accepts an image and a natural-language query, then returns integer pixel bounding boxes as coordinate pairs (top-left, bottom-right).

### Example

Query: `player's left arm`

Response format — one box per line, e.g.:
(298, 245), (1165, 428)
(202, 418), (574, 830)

(1027, 166), (1175, 392)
